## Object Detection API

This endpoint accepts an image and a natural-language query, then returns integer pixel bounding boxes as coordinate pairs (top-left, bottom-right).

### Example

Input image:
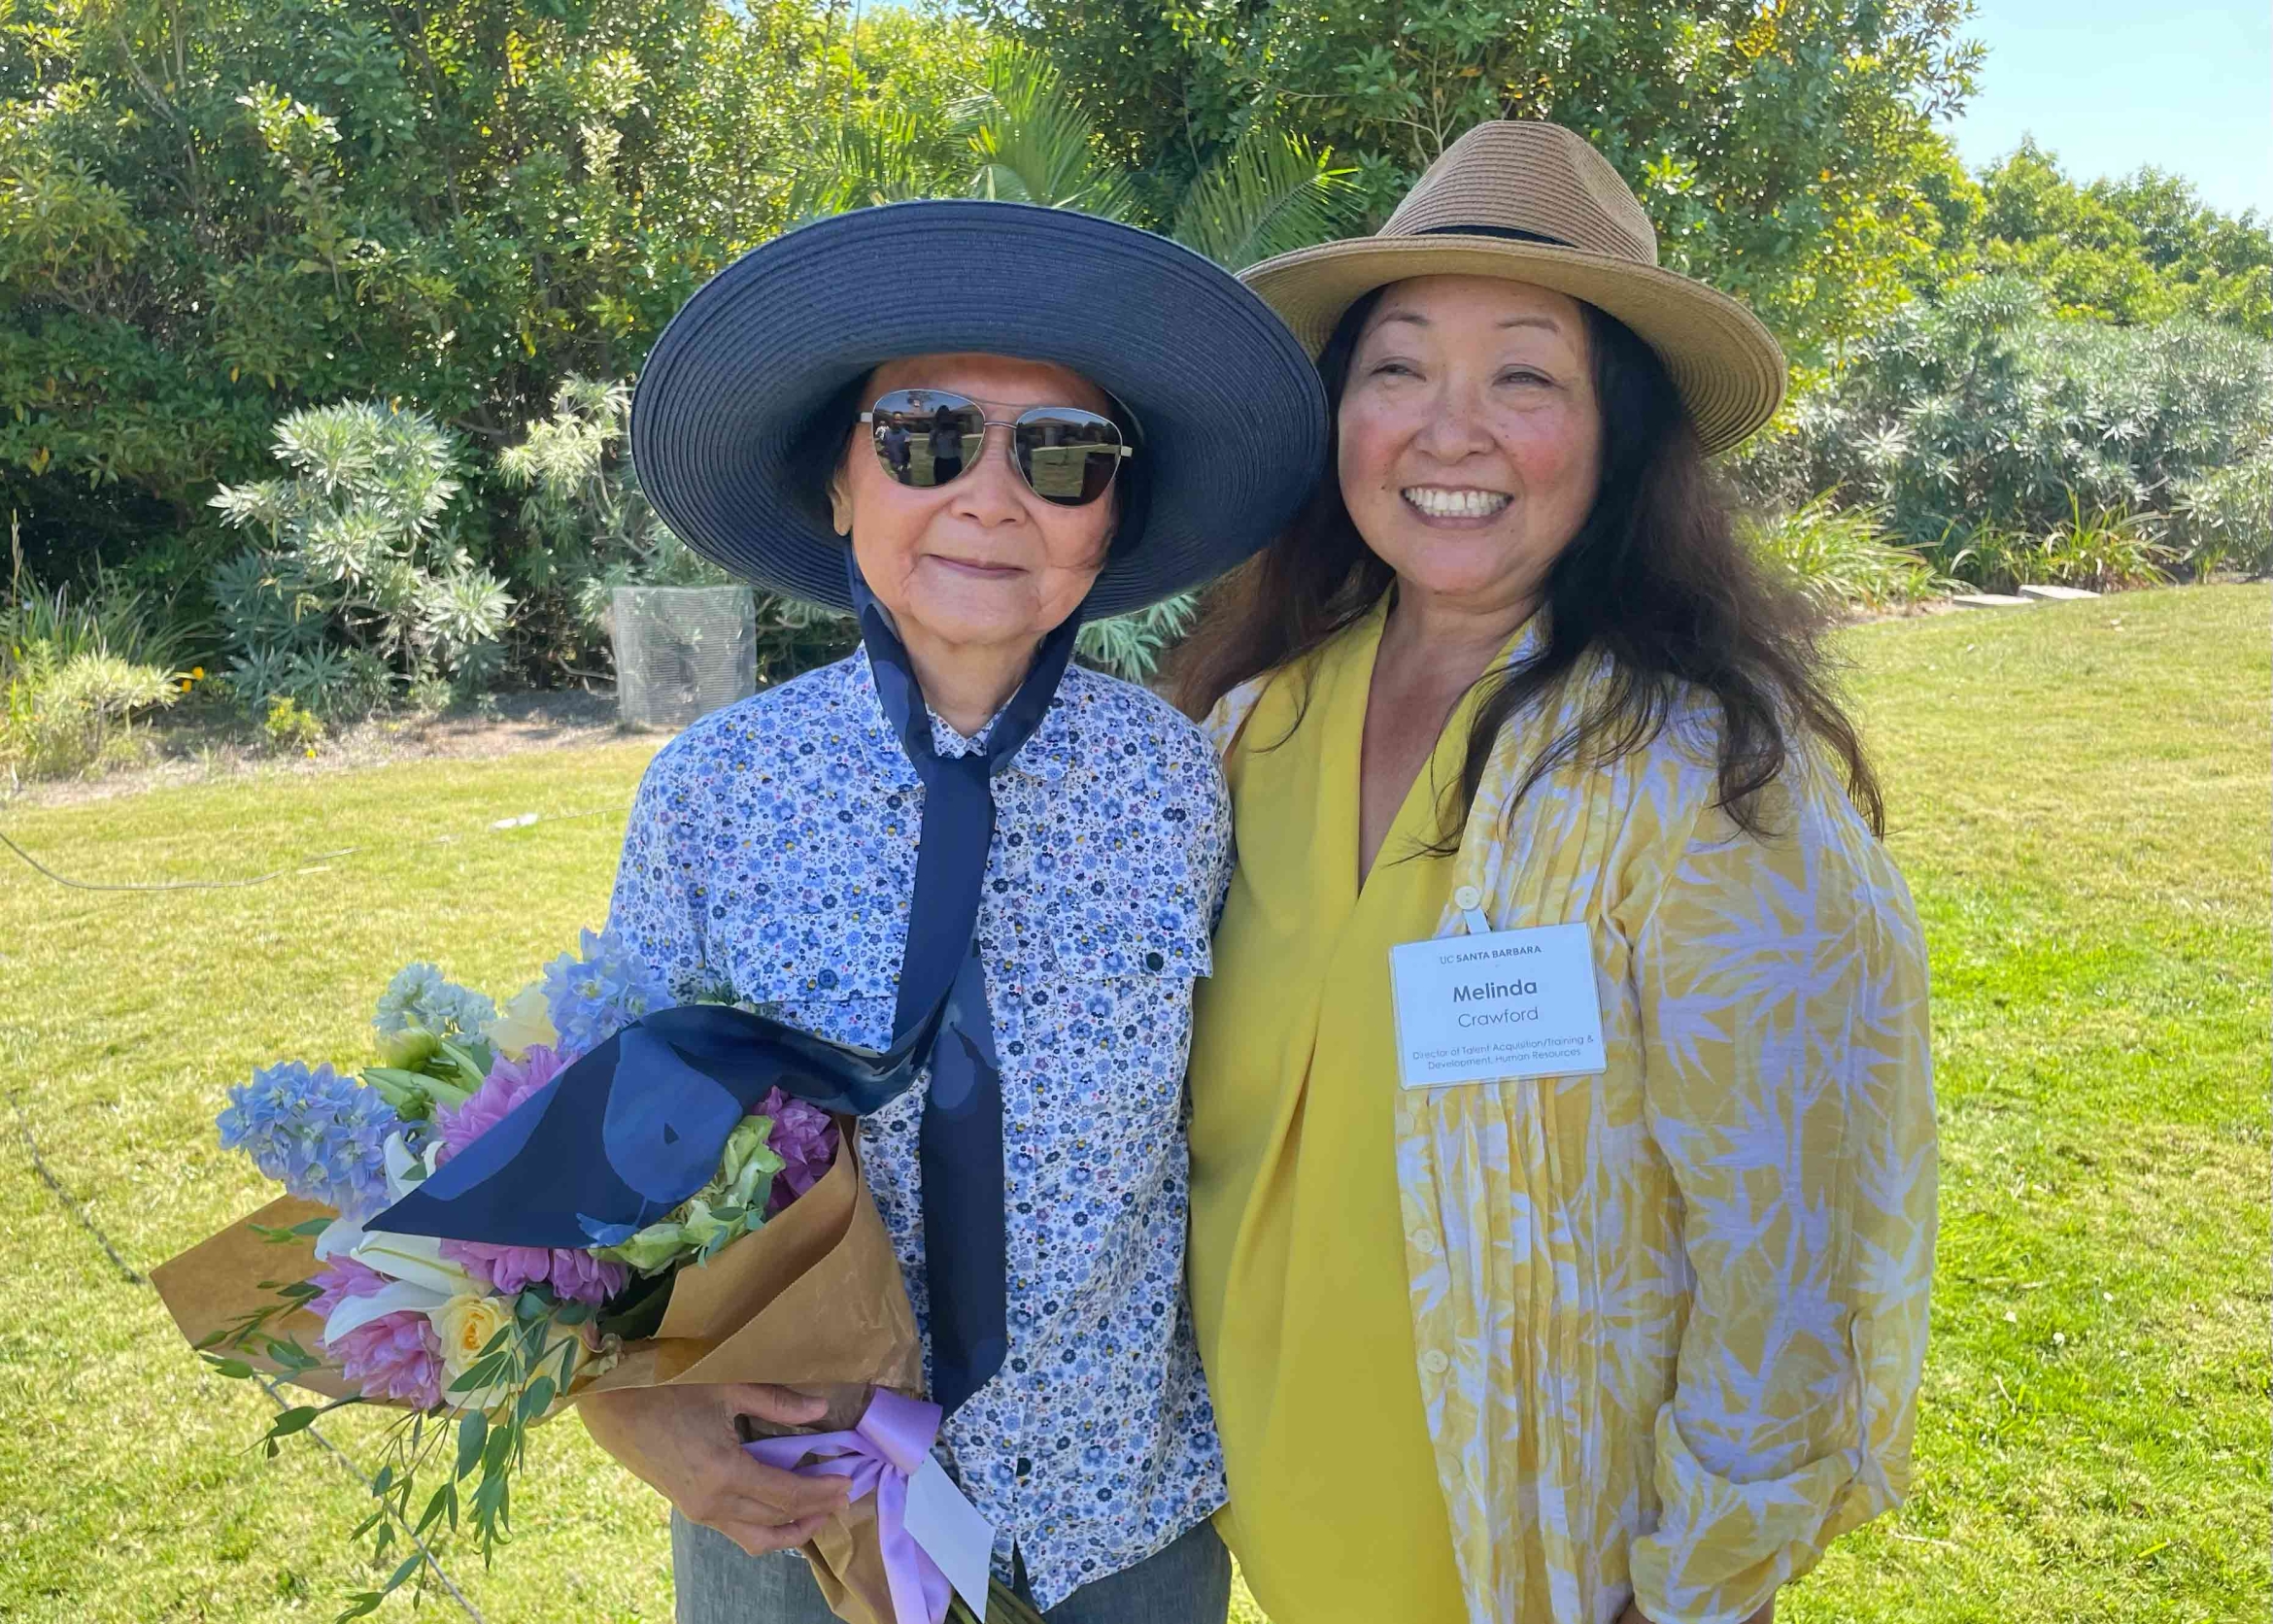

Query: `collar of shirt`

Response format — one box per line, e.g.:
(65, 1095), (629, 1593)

(846, 644), (1075, 774)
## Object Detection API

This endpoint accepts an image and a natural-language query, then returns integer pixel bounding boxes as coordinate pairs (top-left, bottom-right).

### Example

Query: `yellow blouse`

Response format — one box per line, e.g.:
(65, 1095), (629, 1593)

(1188, 599), (1490, 1624)
(1195, 605), (1937, 1624)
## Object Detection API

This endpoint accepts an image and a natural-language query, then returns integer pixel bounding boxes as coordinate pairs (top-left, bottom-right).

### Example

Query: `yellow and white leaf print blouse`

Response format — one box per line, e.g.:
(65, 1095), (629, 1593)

(1201, 626), (1936, 1624)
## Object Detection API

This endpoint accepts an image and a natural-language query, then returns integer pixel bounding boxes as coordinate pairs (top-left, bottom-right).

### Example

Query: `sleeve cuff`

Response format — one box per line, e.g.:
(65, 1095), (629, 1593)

(1628, 1402), (1883, 1624)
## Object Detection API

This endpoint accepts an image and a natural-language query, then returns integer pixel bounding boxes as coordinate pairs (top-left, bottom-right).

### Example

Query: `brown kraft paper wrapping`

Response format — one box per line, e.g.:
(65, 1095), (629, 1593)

(153, 1125), (929, 1624)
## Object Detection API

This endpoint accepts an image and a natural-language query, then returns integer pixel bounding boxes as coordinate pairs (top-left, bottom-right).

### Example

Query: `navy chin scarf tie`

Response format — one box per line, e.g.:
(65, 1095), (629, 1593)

(372, 556), (1082, 1421)
(849, 558), (1082, 1416)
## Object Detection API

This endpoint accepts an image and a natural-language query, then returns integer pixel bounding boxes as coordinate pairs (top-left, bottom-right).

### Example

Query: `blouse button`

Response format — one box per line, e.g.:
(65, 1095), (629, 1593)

(1419, 1348), (1450, 1375)
(1408, 1228), (1439, 1256)
(1452, 885), (1482, 912)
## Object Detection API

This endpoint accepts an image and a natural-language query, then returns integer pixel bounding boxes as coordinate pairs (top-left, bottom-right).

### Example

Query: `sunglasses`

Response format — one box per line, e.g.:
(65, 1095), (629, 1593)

(860, 389), (1132, 507)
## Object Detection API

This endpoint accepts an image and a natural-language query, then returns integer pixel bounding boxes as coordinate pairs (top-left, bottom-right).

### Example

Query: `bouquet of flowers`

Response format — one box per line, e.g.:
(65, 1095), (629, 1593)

(153, 929), (1011, 1624)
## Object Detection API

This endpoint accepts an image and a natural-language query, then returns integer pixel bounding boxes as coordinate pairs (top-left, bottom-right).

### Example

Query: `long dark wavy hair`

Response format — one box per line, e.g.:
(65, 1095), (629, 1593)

(1169, 287), (1883, 841)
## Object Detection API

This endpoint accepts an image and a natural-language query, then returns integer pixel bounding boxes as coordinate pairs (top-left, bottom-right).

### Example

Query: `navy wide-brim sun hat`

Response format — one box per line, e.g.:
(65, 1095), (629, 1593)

(630, 201), (1330, 620)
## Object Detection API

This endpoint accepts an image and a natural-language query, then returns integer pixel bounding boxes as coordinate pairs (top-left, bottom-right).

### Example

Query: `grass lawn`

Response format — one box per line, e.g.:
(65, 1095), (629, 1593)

(2, 584), (2264, 1623)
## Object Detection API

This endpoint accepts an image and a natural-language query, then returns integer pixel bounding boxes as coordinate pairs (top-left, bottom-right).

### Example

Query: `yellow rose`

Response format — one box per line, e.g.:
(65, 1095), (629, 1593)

(432, 1294), (517, 1411)
(487, 985), (559, 1061)
(432, 1295), (597, 1418)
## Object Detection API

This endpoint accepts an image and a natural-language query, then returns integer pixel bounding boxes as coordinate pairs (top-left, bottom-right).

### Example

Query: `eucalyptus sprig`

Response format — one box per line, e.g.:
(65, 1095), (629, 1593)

(197, 1260), (605, 1624)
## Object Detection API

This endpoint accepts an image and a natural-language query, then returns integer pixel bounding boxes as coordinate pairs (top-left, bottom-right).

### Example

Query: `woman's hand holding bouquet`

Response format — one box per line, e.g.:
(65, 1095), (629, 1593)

(153, 929), (1010, 1624)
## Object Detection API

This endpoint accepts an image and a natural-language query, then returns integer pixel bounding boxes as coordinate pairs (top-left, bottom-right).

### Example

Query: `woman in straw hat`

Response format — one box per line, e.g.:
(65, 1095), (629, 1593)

(578, 199), (1328, 1623)
(1172, 122), (1935, 1624)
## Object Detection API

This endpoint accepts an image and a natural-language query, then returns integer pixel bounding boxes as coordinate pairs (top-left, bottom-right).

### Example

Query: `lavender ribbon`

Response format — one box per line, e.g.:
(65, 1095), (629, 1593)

(743, 1389), (958, 1624)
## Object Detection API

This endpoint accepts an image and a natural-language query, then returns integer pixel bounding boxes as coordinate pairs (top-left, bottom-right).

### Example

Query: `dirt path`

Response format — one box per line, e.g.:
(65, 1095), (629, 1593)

(7, 690), (658, 810)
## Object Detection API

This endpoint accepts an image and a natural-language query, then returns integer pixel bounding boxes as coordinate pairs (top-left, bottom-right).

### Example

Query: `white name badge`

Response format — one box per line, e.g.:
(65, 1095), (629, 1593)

(1389, 920), (1608, 1089)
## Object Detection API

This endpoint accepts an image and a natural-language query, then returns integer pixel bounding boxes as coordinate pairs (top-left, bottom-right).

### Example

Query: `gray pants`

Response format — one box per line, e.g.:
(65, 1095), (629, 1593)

(671, 1510), (1230, 1624)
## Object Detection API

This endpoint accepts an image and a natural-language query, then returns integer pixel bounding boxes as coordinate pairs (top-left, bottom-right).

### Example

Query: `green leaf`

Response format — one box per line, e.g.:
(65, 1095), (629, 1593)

(456, 1410), (487, 1480)
(415, 1482), (454, 1539)
(517, 1374), (556, 1424)
(382, 1552), (424, 1594)
(481, 1418), (513, 1478)
(477, 1321), (515, 1358)
(266, 1405), (320, 1438)
(202, 1355), (257, 1380)
(250, 1219), (330, 1243)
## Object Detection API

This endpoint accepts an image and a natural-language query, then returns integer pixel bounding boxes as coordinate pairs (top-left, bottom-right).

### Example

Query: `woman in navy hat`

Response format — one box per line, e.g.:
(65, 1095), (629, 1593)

(576, 201), (1328, 1624)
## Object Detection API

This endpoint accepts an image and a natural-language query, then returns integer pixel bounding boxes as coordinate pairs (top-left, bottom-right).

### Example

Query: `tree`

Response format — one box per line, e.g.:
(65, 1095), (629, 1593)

(1923, 139), (2272, 338)
(970, 0), (1985, 357)
(0, 0), (986, 584)
(789, 38), (1356, 676)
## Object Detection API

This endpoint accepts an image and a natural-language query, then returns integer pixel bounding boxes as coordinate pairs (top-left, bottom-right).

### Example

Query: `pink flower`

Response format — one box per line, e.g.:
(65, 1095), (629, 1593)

(429, 1046), (626, 1305)
(758, 1087), (838, 1216)
(438, 1237), (627, 1305)
(432, 1045), (567, 1166)
(310, 1258), (445, 1408)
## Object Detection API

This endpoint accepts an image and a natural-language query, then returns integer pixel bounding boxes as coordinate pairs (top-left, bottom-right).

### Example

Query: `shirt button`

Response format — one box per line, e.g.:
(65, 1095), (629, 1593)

(1420, 1349), (1450, 1375)
(1452, 885), (1482, 912)
(1408, 1228), (1439, 1255)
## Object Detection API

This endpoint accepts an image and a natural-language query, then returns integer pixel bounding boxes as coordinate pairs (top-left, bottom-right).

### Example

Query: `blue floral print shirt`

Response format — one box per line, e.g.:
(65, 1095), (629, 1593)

(606, 646), (1233, 1608)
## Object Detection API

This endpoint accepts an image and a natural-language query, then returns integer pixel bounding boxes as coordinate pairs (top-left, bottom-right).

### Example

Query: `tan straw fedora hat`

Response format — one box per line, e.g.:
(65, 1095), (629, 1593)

(1241, 120), (1787, 455)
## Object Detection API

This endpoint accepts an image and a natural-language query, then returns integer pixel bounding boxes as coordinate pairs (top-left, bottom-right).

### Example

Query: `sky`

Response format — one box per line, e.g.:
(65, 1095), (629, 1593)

(1942, 0), (2271, 217)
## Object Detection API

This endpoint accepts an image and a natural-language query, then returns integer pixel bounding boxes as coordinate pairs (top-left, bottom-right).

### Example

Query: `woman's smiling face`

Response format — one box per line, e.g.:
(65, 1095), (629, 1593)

(1337, 275), (1602, 614)
(831, 352), (1117, 658)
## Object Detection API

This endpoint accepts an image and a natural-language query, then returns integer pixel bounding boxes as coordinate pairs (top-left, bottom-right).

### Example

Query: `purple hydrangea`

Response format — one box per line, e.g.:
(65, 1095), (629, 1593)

(310, 1256), (445, 1408)
(217, 1061), (409, 1224)
(540, 926), (672, 1057)
(430, 1046), (628, 1305)
(757, 1087), (838, 1217)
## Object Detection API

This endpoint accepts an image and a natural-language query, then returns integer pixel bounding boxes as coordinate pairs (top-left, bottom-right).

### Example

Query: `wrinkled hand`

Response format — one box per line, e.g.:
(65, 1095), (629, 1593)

(578, 1382), (852, 1556)
(1618, 1600), (1776, 1624)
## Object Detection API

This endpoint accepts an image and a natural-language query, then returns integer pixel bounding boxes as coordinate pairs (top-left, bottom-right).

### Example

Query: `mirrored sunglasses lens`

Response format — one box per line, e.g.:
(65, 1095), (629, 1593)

(870, 391), (985, 488)
(1014, 413), (1123, 505)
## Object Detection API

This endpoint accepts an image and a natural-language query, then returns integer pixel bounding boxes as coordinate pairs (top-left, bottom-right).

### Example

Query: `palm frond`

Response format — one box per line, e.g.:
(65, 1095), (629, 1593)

(1170, 129), (1356, 270)
(783, 104), (939, 224)
(958, 42), (1133, 220)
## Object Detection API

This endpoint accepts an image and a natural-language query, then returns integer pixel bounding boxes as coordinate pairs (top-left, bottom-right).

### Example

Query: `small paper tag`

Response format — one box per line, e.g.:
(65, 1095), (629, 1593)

(1388, 921), (1608, 1089)
(904, 1455), (995, 1620)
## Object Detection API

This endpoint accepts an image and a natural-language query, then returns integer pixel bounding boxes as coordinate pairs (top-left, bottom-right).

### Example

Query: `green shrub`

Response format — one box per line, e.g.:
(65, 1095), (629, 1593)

(1945, 499), (2175, 594)
(1077, 595), (1197, 683)
(1743, 495), (1946, 614)
(209, 402), (510, 716)
(494, 377), (859, 687)
(1, 644), (182, 779)
(2169, 453), (2273, 576)
(1741, 277), (2273, 581)
(260, 694), (324, 755)
(0, 0), (989, 592)
(0, 555), (193, 779)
